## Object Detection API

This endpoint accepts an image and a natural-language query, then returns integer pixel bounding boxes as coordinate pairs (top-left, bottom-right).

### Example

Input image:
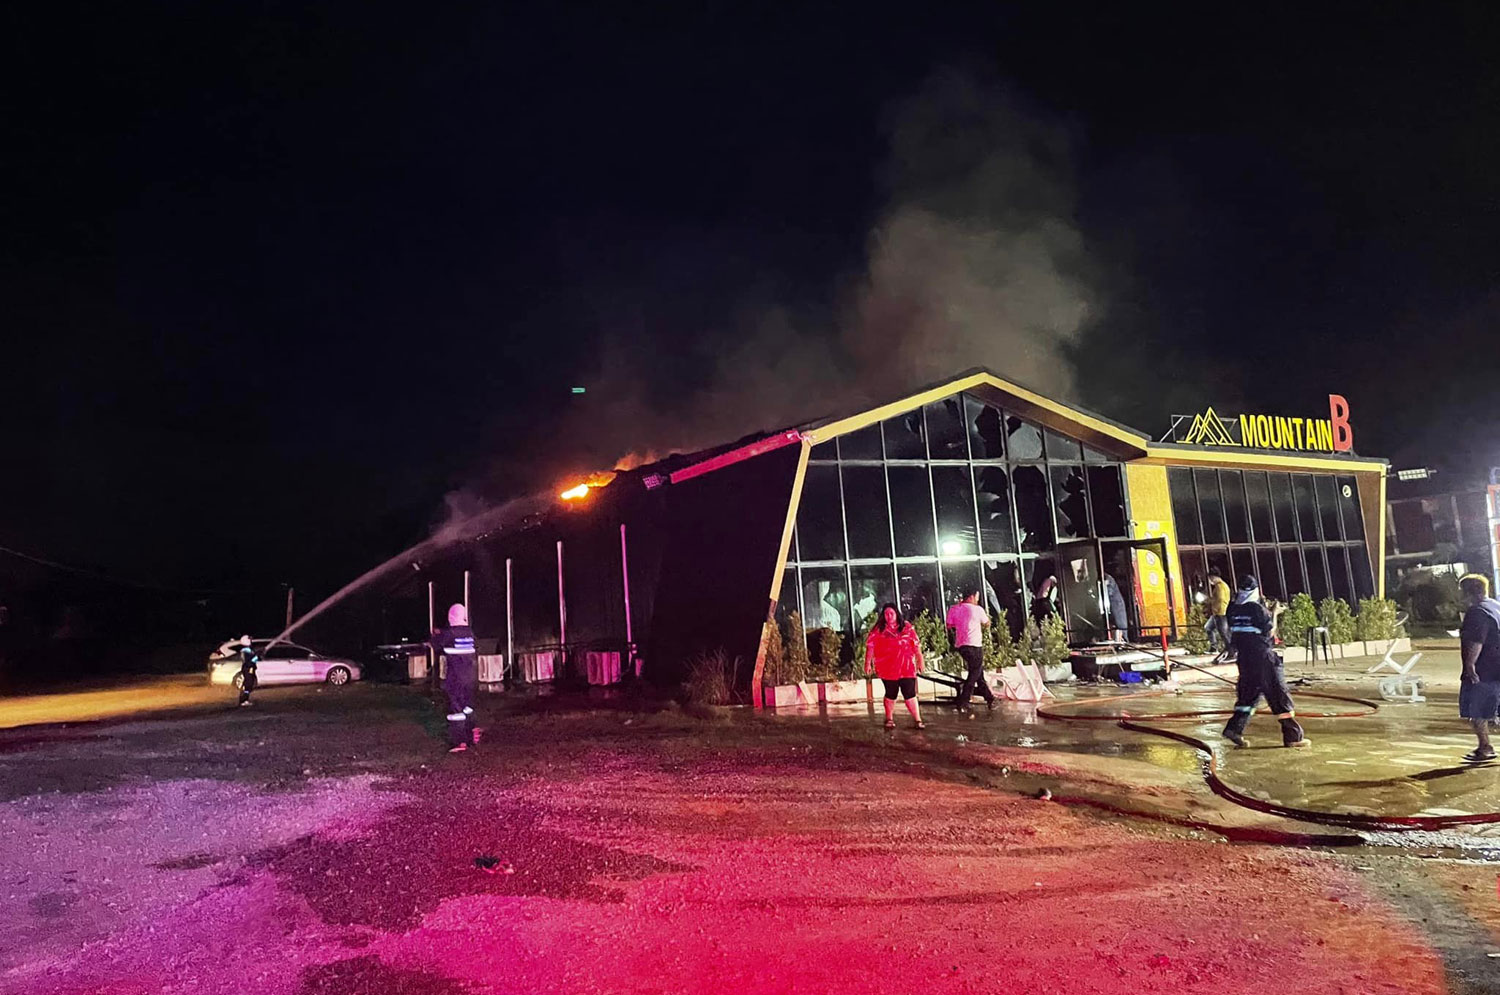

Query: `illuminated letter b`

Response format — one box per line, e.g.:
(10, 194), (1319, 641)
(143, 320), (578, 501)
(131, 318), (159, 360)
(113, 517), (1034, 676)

(1329, 394), (1353, 452)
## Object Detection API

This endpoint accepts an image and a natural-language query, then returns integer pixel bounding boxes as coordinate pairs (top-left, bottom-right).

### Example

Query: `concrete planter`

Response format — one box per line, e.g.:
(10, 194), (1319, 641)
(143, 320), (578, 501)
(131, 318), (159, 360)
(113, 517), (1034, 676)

(817, 679), (873, 704)
(1277, 636), (1410, 665)
(1042, 663), (1073, 683)
(763, 682), (818, 709)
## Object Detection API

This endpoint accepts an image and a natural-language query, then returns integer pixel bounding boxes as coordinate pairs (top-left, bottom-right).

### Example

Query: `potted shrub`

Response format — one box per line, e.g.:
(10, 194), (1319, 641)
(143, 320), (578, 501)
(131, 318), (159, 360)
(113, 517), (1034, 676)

(1038, 613), (1071, 680)
(1318, 597), (1357, 658)
(762, 611), (815, 708)
(808, 627), (864, 704)
(1354, 596), (1401, 655)
(1180, 604), (1211, 656)
(1277, 593), (1319, 662)
(983, 608), (1019, 684)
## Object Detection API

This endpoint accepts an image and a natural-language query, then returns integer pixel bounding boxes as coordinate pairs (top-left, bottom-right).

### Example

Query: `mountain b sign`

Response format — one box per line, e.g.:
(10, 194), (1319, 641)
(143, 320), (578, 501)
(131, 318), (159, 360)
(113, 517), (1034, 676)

(1172, 394), (1354, 454)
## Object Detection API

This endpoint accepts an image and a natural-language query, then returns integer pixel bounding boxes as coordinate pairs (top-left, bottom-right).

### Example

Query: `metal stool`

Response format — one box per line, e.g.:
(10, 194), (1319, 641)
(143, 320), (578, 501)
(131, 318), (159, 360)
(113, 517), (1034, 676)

(1303, 625), (1332, 665)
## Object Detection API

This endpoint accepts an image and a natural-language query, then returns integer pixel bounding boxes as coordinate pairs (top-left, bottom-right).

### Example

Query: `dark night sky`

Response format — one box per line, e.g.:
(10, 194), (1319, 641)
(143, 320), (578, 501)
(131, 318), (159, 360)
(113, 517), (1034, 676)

(4, 3), (1499, 602)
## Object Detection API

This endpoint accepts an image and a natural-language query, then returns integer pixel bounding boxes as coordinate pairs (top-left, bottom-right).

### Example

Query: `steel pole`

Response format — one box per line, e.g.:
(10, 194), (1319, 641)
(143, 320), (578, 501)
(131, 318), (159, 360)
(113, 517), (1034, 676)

(505, 557), (514, 683)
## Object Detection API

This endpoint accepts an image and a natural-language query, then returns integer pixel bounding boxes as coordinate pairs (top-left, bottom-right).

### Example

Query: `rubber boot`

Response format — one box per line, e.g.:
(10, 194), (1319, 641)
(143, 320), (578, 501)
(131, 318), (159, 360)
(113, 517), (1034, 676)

(1280, 717), (1309, 748)
(1223, 707), (1252, 748)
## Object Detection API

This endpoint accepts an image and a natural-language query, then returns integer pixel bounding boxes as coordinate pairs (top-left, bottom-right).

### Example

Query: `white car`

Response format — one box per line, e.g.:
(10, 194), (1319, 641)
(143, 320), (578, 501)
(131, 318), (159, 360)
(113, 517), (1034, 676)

(207, 639), (362, 688)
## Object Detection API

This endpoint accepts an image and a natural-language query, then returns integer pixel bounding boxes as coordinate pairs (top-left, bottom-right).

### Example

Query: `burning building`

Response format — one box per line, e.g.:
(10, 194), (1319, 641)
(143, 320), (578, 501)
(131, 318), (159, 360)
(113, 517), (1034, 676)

(406, 369), (1387, 699)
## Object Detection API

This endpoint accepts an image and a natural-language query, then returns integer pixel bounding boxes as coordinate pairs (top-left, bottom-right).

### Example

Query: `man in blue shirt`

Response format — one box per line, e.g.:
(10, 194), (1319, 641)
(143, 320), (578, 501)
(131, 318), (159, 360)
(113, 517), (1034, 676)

(1458, 574), (1500, 763)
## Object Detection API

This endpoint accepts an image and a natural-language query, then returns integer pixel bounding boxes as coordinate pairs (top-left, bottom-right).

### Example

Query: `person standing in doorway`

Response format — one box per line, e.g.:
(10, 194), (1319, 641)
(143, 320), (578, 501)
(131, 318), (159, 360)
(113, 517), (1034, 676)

(435, 603), (480, 753)
(1104, 572), (1129, 642)
(1457, 574), (1500, 763)
(1206, 567), (1232, 660)
(948, 589), (994, 713)
(864, 603), (925, 730)
(234, 636), (258, 707)
(1221, 576), (1309, 749)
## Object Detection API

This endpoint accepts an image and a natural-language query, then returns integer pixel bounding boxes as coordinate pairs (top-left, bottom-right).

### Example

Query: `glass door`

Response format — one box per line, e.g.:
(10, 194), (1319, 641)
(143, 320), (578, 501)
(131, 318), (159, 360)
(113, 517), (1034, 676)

(1101, 537), (1177, 642)
(1055, 540), (1105, 644)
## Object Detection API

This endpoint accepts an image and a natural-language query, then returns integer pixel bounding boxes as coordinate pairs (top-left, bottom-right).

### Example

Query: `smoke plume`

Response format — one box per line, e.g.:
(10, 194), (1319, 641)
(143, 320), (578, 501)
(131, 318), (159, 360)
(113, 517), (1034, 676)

(450, 66), (1097, 525)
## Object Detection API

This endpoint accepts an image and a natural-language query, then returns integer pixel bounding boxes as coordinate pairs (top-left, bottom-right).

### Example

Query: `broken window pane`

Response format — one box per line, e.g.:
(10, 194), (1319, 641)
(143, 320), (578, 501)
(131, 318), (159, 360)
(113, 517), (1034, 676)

(1006, 416), (1044, 460)
(1086, 465), (1127, 537)
(1044, 427), (1082, 462)
(1013, 464), (1053, 552)
(974, 466), (1017, 555)
(965, 395), (1006, 460)
(924, 398), (969, 460)
(1051, 464), (1090, 540)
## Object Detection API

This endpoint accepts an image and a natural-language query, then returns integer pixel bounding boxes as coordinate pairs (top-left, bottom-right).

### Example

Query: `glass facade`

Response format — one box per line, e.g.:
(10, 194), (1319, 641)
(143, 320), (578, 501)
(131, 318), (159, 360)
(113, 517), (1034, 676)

(784, 393), (1130, 635)
(1169, 468), (1374, 608)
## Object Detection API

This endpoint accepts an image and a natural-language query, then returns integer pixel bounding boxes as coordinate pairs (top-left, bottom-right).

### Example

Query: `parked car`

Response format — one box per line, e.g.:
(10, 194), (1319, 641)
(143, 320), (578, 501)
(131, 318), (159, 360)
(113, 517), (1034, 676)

(206, 638), (362, 688)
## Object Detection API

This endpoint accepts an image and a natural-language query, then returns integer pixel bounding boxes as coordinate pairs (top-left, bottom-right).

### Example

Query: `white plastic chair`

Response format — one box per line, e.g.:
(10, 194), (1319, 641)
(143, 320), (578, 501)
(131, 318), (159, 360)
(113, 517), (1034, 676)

(1378, 671), (1426, 703)
(1367, 646), (1422, 676)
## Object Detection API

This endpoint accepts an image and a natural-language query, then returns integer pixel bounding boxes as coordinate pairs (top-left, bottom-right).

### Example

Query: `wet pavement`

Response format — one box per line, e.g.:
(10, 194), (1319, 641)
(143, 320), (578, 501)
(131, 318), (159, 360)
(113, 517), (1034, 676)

(814, 644), (1500, 841)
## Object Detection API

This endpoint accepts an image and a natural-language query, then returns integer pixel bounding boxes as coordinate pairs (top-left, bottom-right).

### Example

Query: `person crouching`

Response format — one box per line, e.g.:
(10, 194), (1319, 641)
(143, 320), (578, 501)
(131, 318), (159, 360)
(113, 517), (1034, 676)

(1221, 575), (1309, 749)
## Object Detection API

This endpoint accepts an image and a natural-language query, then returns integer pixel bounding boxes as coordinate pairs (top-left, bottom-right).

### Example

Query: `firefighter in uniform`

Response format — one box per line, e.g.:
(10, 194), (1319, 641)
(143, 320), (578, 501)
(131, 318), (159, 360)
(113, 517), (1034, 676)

(235, 636), (259, 707)
(1221, 576), (1310, 749)
(435, 603), (479, 752)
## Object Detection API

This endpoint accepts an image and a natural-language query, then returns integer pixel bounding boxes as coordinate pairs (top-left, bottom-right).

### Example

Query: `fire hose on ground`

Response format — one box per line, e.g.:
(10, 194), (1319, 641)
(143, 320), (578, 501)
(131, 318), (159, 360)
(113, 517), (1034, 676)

(1032, 665), (1500, 837)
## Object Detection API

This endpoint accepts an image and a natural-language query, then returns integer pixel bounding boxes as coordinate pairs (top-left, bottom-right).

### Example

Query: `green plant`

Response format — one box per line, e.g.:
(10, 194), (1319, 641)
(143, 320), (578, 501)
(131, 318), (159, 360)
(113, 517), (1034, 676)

(1319, 597), (1356, 644)
(983, 609), (1019, 669)
(911, 608), (961, 675)
(771, 611), (810, 686)
(852, 610), (878, 675)
(760, 619), (785, 684)
(685, 649), (738, 706)
(1181, 604), (1210, 654)
(1354, 597), (1399, 642)
(805, 627), (844, 682)
(1038, 613), (1069, 669)
(1017, 613), (1042, 667)
(1279, 592), (1319, 645)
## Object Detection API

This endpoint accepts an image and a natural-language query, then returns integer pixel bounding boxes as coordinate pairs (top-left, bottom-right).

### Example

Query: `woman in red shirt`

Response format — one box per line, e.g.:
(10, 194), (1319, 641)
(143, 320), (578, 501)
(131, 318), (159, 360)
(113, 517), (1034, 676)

(865, 603), (925, 729)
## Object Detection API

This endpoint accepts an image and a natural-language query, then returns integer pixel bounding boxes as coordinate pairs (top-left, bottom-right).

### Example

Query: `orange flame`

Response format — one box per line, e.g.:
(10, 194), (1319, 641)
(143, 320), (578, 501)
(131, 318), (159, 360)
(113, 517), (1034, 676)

(558, 470), (618, 501)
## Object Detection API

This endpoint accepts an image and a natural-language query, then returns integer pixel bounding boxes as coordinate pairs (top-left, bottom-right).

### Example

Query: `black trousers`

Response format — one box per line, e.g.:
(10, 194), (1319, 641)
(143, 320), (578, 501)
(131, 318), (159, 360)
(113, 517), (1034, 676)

(445, 661), (477, 747)
(955, 645), (994, 707)
(237, 666), (257, 705)
(1223, 651), (1304, 744)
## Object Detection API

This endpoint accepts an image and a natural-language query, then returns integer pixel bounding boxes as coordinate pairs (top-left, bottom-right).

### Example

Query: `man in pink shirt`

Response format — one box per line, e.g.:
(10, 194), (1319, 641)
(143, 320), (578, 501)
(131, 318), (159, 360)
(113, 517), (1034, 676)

(947, 589), (994, 712)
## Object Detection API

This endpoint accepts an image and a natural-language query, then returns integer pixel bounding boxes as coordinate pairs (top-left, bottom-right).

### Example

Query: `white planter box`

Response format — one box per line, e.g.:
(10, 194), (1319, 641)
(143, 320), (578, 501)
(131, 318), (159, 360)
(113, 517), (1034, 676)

(764, 682), (817, 708)
(817, 679), (872, 704)
(1041, 663), (1072, 683)
(407, 653), (428, 681)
